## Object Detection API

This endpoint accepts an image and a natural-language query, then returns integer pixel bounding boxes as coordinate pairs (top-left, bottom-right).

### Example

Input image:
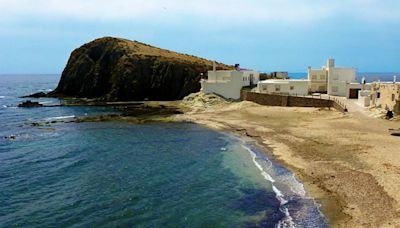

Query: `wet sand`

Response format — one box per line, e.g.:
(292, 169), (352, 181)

(175, 99), (400, 227)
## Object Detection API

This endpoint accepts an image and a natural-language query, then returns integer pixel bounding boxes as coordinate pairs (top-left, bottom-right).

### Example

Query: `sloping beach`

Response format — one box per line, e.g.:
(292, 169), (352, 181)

(176, 93), (400, 227)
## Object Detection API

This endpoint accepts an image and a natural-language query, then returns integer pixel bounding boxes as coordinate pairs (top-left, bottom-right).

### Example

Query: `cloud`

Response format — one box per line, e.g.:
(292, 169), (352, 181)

(1, 0), (399, 26)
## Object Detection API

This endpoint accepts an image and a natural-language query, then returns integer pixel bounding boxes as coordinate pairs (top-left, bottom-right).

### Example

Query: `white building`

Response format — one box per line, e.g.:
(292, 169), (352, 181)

(257, 79), (310, 96)
(308, 59), (358, 97)
(358, 90), (372, 107)
(308, 67), (327, 93)
(200, 66), (260, 99)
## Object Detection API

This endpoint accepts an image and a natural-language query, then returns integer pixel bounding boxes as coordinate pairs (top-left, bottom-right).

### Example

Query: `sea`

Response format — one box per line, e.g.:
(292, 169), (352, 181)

(289, 72), (400, 82)
(0, 74), (333, 227)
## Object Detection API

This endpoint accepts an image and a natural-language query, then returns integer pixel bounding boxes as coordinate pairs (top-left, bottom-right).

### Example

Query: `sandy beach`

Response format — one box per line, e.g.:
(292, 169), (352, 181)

(174, 93), (400, 227)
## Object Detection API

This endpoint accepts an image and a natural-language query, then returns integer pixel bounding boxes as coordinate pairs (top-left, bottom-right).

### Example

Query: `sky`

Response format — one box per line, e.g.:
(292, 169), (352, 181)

(0, 0), (399, 74)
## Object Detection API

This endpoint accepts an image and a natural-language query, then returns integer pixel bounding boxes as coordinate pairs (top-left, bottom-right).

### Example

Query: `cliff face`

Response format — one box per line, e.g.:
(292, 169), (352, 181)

(51, 37), (231, 101)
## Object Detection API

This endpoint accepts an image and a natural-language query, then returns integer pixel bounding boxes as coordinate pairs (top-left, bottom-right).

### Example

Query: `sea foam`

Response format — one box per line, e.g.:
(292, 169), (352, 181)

(45, 115), (75, 121)
(241, 144), (295, 227)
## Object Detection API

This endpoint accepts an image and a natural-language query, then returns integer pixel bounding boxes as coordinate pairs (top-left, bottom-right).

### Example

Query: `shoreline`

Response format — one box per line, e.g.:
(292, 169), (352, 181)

(182, 117), (341, 226)
(174, 93), (400, 227)
(235, 135), (329, 227)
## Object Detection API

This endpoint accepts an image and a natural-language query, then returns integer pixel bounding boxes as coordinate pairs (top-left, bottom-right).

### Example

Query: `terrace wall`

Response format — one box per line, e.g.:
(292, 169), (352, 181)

(240, 90), (347, 112)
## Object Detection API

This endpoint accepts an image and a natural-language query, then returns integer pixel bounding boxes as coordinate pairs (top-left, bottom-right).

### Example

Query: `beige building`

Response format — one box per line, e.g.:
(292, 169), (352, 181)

(271, 72), (289, 79)
(370, 82), (400, 114)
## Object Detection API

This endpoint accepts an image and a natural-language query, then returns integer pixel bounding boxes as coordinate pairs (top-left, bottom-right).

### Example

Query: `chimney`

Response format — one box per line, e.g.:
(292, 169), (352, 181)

(213, 62), (216, 72)
(327, 59), (335, 68)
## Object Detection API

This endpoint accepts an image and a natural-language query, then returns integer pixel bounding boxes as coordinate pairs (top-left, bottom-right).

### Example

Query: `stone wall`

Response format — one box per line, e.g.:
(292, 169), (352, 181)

(241, 90), (347, 112)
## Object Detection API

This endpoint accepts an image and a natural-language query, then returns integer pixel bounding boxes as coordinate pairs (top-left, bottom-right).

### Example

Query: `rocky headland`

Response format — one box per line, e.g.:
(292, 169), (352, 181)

(33, 37), (231, 101)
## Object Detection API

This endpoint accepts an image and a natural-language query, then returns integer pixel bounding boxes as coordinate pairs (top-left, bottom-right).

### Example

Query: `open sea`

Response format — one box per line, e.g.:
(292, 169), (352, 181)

(0, 75), (330, 227)
(289, 72), (400, 82)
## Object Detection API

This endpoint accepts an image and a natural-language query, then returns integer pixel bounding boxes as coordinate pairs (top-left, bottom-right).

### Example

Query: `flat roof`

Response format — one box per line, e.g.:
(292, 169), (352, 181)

(259, 79), (310, 84)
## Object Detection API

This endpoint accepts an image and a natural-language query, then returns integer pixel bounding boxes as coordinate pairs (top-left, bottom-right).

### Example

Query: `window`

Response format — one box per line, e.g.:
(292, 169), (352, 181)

(377, 92), (381, 98)
(392, 94), (395, 101)
(275, 85), (281, 92)
(332, 86), (338, 92)
(312, 75), (317, 80)
(262, 85), (267, 91)
(290, 86), (294, 90)
(320, 75), (326, 80)
(319, 86), (326, 91)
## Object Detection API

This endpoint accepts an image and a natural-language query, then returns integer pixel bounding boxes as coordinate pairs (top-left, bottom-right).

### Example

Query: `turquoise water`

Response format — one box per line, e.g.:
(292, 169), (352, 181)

(0, 75), (328, 227)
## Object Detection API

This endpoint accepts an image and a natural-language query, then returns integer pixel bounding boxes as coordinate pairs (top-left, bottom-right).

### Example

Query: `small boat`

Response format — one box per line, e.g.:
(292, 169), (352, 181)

(389, 128), (400, 136)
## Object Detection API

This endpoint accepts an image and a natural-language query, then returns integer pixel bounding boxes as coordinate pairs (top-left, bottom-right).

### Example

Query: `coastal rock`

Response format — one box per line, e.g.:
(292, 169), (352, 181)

(49, 37), (231, 101)
(21, 92), (48, 98)
(18, 100), (43, 108)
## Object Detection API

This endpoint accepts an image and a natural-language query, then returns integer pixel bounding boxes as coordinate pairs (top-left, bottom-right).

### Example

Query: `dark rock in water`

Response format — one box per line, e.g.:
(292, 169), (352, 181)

(4, 135), (16, 140)
(21, 92), (48, 98)
(49, 37), (231, 101)
(234, 188), (285, 228)
(18, 100), (43, 108)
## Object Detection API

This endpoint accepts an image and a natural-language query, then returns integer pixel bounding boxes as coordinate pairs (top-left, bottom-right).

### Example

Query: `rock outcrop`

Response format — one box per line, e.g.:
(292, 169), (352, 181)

(18, 100), (43, 108)
(49, 37), (231, 101)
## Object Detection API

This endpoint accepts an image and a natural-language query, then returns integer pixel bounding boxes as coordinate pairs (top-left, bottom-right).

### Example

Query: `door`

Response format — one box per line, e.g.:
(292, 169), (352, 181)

(349, 89), (360, 99)
(249, 74), (254, 87)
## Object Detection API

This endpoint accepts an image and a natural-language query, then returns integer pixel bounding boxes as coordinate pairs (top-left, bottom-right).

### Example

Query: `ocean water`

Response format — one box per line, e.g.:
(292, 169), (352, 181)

(0, 75), (328, 227)
(289, 72), (400, 82)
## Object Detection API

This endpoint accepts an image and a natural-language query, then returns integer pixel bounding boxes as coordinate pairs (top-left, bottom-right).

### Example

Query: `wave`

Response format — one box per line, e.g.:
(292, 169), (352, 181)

(45, 115), (75, 121)
(0, 96), (5, 99)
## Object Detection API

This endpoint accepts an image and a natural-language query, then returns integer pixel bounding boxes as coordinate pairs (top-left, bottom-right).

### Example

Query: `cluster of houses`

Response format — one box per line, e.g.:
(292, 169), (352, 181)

(200, 59), (400, 116)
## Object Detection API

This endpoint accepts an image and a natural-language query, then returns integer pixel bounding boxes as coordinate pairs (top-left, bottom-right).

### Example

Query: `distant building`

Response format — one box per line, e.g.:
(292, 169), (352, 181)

(308, 59), (358, 97)
(200, 64), (260, 99)
(257, 79), (310, 96)
(259, 72), (289, 80)
(271, 72), (289, 79)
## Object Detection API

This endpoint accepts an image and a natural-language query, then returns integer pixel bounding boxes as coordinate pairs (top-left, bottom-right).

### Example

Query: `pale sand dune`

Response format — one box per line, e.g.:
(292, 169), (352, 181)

(175, 95), (400, 227)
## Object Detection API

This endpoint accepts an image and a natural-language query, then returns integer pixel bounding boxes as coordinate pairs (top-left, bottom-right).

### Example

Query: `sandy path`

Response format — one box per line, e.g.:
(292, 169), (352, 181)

(175, 99), (400, 227)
